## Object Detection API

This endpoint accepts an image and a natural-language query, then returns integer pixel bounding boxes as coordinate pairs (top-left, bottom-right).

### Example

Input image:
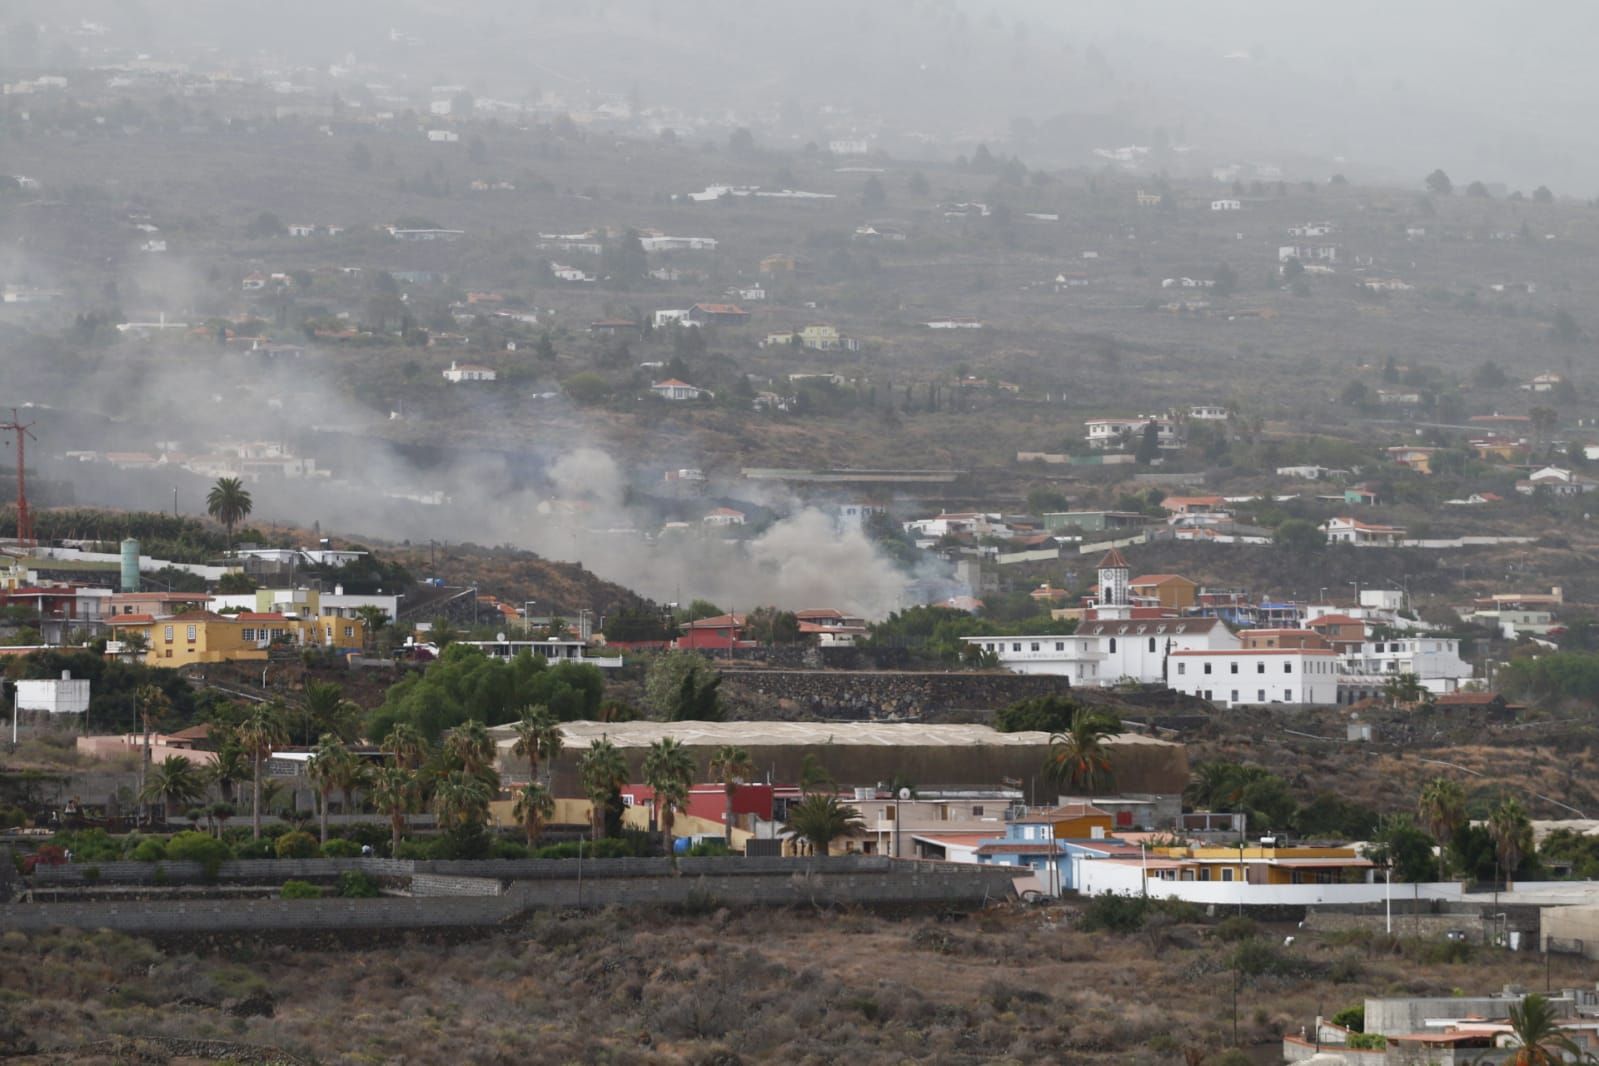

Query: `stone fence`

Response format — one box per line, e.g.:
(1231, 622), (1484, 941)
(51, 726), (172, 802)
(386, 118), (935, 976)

(5, 857), (1017, 935)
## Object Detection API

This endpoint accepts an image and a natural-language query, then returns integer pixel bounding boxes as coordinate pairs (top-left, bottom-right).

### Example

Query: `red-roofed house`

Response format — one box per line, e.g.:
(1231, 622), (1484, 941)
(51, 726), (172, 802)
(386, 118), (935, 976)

(651, 379), (712, 401)
(685, 303), (751, 326)
(1320, 516), (1406, 546)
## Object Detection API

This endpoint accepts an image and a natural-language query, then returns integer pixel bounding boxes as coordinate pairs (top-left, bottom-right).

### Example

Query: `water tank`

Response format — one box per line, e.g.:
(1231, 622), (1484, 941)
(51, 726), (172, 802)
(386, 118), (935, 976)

(120, 539), (140, 592)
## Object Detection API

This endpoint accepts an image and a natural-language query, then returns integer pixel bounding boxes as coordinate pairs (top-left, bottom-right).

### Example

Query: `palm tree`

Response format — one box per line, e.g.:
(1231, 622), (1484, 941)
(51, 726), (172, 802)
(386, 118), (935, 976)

(302, 680), (361, 744)
(208, 801), (235, 840)
(333, 750), (371, 826)
(306, 734), (348, 844)
(708, 744), (753, 845)
(643, 738), (696, 855)
(433, 769), (493, 831)
(443, 720), (497, 782)
(1381, 672), (1426, 708)
(512, 782), (556, 848)
(510, 705), (562, 784)
(381, 722), (429, 771)
(236, 702), (287, 839)
(206, 734), (249, 806)
(1501, 992), (1585, 1064)
(140, 755), (205, 824)
(368, 766), (415, 857)
(781, 794), (866, 857)
(579, 737), (629, 840)
(206, 476), (253, 549)
(1045, 709), (1120, 795)
(1490, 796), (1534, 890)
(1417, 777), (1467, 880)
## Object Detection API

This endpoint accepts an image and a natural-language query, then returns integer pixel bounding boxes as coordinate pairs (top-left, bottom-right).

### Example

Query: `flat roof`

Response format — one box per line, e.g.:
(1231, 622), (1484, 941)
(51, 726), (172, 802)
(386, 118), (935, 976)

(495, 720), (1178, 751)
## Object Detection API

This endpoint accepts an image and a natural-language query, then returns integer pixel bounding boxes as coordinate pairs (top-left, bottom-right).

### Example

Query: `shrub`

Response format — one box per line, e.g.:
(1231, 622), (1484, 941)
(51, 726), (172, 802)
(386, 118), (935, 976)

(320, 838), (362, 858)
(274, 831), (319, 859)
(1076, 893), (1151, 934)
(493, 841), (530, 860)
(0, 805), (25, 829)
(429, 824), (493, 860)
(688, 840), (731, 857)
(1213, 916), (1259, 942)
(336, 871), (380, 898)
(233, 838), (276, 860)
(280, 880), (322, 899)
(1331, 1004), (1365, 1032)
(130, 838), (167, 863)
(1346, 1032), (1386, 1050)
(1229, 937), (1297, 978)
(164, 831), (233, 878)
(533, 838), (637, 860)
(395, 839), (432, 860)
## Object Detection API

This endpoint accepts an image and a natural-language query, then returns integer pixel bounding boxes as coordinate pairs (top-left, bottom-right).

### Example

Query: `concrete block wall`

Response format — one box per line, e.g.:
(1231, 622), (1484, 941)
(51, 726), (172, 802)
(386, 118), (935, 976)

(410, 874), (503, 898)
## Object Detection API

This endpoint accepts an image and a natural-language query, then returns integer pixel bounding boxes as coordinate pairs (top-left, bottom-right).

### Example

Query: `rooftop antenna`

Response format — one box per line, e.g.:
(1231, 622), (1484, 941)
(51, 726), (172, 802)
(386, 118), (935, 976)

(1, 409), (37, 549)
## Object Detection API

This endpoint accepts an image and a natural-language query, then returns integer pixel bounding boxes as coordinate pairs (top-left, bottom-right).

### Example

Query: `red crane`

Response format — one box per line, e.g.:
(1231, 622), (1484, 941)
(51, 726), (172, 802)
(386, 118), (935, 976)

(1, 409), (37, 548)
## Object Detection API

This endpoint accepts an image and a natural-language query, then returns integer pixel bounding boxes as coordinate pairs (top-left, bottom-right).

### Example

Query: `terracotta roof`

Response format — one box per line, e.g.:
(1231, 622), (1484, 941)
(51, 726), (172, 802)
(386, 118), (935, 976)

(692, 303), (748, 315)
(652, 378), (698, 389)
(683, 613), (745, 629)
(976, 842), (1065, 856)
(106, 613), (158, 625)
(1097, 547), (1129, 570)
(236, 612), (289, 622)
(1308, 614), (1365, 626)
(1433, 691), (1506, 706)
(1129, 574), (1196, 586)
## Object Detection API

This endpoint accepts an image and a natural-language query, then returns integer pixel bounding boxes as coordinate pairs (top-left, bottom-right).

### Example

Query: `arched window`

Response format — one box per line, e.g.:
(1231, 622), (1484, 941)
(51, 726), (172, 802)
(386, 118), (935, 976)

(1109, 637), (1117, 653)
(1148, 637), (1157, 652)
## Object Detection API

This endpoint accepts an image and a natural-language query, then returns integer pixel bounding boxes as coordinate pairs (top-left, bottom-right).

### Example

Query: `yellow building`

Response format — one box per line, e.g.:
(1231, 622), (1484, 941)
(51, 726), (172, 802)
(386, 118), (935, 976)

(1146, 844), (1372, 885)
(108, 609), (364, 667)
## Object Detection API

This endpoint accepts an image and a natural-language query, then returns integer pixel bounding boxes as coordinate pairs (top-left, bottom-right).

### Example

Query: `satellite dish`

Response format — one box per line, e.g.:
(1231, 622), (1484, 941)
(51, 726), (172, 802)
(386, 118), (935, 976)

(496, 632), (506, 642)
(898, 787), (911, 800)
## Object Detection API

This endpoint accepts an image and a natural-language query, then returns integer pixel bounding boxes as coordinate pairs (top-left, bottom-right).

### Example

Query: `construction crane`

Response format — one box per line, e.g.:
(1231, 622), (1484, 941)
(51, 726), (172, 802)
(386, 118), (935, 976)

(1, 408), (37, 549)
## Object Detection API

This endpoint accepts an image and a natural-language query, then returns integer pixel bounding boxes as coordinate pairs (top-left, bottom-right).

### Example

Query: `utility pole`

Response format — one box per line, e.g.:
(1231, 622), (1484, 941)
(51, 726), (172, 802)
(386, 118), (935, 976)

(1, 409), (37, 548)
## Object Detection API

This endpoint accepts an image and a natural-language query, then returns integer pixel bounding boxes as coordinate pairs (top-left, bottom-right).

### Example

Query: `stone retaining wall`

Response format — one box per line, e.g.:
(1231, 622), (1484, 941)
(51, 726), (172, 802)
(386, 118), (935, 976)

(721, 669), (1072, 720)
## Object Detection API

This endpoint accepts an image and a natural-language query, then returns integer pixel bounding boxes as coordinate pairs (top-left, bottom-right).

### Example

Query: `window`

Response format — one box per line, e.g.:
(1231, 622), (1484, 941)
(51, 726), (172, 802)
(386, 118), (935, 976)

(1203, 663), (1212, 675)
(164, 649), (172, 659)
(1012, 643), (1021, 652)
(1149, 637), (1157, 652)
(1030, 642), (1040, 652)
(972, 806), (983, 816)
(1230, 663), (1239, 674)
(1256, 662), (1265, 674)
(1221, 868), (1234, 882)
(884, 806), (896, 822)
(1109, 638), (1117, 653)
(1258, 690), (1265, 702)
(1177, 663), (1186, 675)
(186, 625), (197, 642)
(1231, 690), (1238, 702)
(344, 626), (354, 638)
(241, 628), (256, 641)
(163, 626), (174, 642)
(1055, 642), (1065, 651)
(1285, 690), (1293, 701)
(1284, 662), (1293, 674)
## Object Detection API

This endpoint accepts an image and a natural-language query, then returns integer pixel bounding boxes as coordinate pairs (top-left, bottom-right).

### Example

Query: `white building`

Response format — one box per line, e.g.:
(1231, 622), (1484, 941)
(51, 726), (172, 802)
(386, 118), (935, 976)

(828, 138), (870, 155)
(1320, 516), (1405, 546)
(1211, 199), (1242, 211)
(1084, 416), (1181, 451)
(16, 672), (90, 714)
(702, 507), (747, 526)
(650, 379), (710, 401)
(1278, 244), (1338, 263)
(1188, 405), (1230, 421)
(1336, 636), (1475, 702)
(637, 235), (718, 252)
(442, 361), (496, 383)
(1169, 648), (1339, 707)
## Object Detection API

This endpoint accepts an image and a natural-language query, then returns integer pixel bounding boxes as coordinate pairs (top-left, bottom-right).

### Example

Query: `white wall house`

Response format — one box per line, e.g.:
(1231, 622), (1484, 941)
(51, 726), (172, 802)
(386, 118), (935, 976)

(1210, 199), (1242, 211)
(1169, 648), (1339, 707)
(442, 361), (496, 383)
(1189, 405), (1229, 421)
(1320, 516), (1405, 546)
(1085, 416), (1181, 451)
(650, 379), (710, 401)
(964, 634), (1104, 683)
(1278, 243), (1338, 263)
(1336, 637), (1474, 701)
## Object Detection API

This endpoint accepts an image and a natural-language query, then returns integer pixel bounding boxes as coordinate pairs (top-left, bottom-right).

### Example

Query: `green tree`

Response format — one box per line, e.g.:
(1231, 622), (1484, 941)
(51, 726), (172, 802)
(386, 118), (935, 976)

(140, 755), (206, 824)
(432, 769), (493, 832)
(799, 752), (835, 793)
(708, 744), (754, 845)
(1473, 360), (1508, 389)
(380, 722), (430, 770)
(781, 794), (865, 857)
(1339, 380), (1369, 407)
(302, 680), (360, 744)
(1489, 796), (1534, 889)
(1424, 169), (1453, 195)
(1044, 709), (1120, 795)
(368, 765), (415, 858)
(644, 651), (720, 718)
(442, 720), (498, 783)
(512, 781), (556, 847)
(305, 734), (350, 844)
(862, 175), (886, 209)
(237, 702), (287, 839)
(1274, 518), (1325, 555)
(1417, 777), (1467, 880)
(1465, 180), (1491, 198)
(1134, 422), (1161, 465)
(1363, 814), (1437, 883)
(205, 477), (253, 548)
(510, 704), (562, 785)
(1503, 992), (1584, 1065)
(995, 695), (1084, 733)
(1213, 261), (1238, 298)
(728, 127), (755, 154)
(1381, 672), (1426, 707)
(1533, 186), (1554, 204)
(643, 737), (695, 854)
(579, 737), (629, 839)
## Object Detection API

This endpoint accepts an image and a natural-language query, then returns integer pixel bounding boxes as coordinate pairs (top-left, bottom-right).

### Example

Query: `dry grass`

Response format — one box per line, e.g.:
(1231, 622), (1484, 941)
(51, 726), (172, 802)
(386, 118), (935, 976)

(0, 905), (1582, 1065)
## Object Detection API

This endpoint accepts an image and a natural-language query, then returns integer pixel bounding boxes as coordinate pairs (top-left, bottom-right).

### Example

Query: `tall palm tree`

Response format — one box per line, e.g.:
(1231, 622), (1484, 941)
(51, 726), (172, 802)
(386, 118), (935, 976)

(433, 769), (493, 831)
(206, 476), (253, 549)
(306, 734), (348, 844)
(381, 722), (429, 771)
(708, 744), (753, 845)
(236, 702), (287, 839)
(368, 765), (415, 858)
(643, 737), (695, 855)
(140, 755), (206, 824)
(302, 680), (361, 744)
(1490, 796), (1534, 890)
(206, 733), (249, 806)
(512, 782), (556, 848)
(443, 720), (497, 783)
(1417, 777), (1467, 880)
(781, 794), (866, 857)
(1502, 992), (1584, 1065)
(510, 704), (562, 785)
(1045, 709), (1120, 795)
(579, 737), (629, 840)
